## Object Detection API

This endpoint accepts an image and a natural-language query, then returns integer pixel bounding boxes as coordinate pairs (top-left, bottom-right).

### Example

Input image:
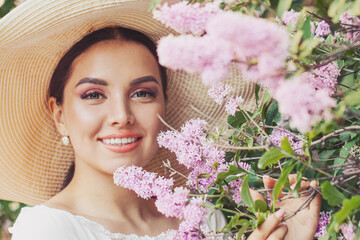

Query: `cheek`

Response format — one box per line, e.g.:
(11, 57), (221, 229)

(63, 99), (104, 138)
(135, 103), (165, 136)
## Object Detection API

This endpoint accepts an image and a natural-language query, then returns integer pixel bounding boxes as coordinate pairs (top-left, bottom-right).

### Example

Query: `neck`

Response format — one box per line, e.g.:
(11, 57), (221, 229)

(54, 160), (158, 221)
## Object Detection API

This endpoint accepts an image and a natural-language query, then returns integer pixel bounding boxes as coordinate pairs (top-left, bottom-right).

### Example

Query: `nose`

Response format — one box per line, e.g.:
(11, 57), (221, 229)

(107, 98), (135, 128)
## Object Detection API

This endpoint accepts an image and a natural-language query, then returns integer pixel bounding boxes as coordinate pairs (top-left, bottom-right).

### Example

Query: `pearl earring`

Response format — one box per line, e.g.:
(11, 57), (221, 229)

(62, 136), (70, 146)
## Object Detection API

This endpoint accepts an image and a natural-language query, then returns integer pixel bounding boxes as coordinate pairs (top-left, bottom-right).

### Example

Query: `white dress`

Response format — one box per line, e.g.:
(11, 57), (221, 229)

(9, 204), (228, 240)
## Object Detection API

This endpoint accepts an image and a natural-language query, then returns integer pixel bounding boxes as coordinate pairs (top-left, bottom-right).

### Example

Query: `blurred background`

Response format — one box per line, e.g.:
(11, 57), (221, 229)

(0, 0), (342, 239)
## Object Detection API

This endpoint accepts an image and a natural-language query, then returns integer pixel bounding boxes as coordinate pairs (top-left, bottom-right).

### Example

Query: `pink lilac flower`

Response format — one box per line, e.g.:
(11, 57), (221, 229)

(304, 61), (340, 96)
(155, 187), (190, 218)
(208, 83), (233, 104)
(153, 2), (220, 36)
(206, 11), (290, 88)
(225, 96), (244, 116)
(314, 211), (331, 238)
(340, 223), (356, 240)
(274, 77), (336, 133)
(113, 166), (158, 199)
(315, 20), (331, 37)
(340, 11), (360, 43)
(179, 198), (206, 232)
(281, 9), (300, 29)
(157, 34), (235, 85)
(229, 178), (243, 204)
(269, 128), (304, 154)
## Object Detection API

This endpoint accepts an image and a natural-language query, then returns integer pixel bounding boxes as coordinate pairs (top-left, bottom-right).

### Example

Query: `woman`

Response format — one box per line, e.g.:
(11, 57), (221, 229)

(0, 0), (319, 239)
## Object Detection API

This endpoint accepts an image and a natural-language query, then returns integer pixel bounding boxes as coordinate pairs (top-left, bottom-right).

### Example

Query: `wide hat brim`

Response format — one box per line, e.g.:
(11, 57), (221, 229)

(0, 0), (260, 205)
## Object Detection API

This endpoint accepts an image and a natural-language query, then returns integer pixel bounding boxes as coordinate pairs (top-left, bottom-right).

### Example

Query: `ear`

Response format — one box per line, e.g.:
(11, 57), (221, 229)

(48, 97), (68, 136)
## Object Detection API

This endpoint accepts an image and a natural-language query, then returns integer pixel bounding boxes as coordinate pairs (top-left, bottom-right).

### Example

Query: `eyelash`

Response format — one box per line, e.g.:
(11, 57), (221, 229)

(80, 90), (106, 100)
(131, 90), (157, 98)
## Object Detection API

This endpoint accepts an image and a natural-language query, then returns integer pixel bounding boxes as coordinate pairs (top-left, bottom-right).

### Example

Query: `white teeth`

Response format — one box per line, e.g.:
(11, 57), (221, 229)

(102, 137), (138, 145)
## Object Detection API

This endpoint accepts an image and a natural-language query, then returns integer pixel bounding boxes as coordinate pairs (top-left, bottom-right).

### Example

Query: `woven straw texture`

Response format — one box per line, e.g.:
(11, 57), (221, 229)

(0, 0), (260, 205)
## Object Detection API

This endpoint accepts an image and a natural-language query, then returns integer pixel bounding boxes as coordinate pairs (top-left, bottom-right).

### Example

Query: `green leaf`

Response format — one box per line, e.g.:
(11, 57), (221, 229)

(326, 196), (360, 237)
(227, 110), (247, 128)
(241, 175), (255, 211)
(216, 165), (244, 183)
(328, 0), (345, 17)
(321, 181), (346, 206)
(277, 0), (292, 17)
(254, 200), (268, 212)
(301, 17), (312, 39)
(272, 162), (296, 211)
(281, 137), (295, 155)
(265, 101), (280, 126)
(148, 0), (163, 11)
(325, 34), (333, 44)
(299, 38), (321, 58)
(344, 90), (360, 107)
(290, 31), (303, 55)
(351, 0), (360, 15)
(258, 148), (287, 169)
(255, 84), (261, 107)
(236, 219), (250, 240)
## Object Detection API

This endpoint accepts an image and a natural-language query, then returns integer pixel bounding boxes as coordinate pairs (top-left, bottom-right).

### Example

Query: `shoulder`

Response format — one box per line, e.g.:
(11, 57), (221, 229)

(10, 205), (87, 240)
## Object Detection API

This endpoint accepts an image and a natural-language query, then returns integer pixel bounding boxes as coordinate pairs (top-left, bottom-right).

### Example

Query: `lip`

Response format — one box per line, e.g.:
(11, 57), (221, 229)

(98, 132), (143, 153)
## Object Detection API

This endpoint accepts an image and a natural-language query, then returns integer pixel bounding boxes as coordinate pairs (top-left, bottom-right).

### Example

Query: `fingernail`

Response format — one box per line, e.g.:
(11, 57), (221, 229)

(275, 208), (285, 218)
(290, 183), (296, 190)
(263, 175), (270, 179)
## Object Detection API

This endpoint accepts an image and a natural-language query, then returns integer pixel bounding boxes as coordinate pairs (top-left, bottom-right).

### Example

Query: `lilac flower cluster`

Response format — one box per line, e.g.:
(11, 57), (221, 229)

(304, 61), (340, 96)
(158, 119), (229, 192)
(281, 9), (300, 29)
(315, 20), (331, 37)
(153, 2), (219, 36)
(314, 211), (331, 238)
(229, 179), (243, 204)
(157, 34), (235, 86)
(269, 128), (304, 153)
(340, 11), (360, 43)
(113, 165), (173, 199)
(114, 166), (207, 238)
(225, 96), (244, 116)
(208, 83), (233, 104)
(340, 223), (356, 240)
(274, 76), (336, 133)
(156, 3), (290, 87)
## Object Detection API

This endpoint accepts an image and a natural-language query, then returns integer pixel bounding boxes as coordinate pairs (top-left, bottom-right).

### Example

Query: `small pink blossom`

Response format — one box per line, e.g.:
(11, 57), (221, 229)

(229, 179), (243, 204)
(340, 11), (360, 43)
(340, 223), (356, 240)
(179, 198), (206, 233)
(269, 128), (304, 154)
(274, 77), (336, 133)
(314, 211), (331, 238)
(208, 83), (233, 104)
(304, 61), (340, 95)
(315, 20), (331, 37)
(157, 34), (235, 85)
(206, 11), (290, 88)
(225, 96), (244, 115)
(153, 2), (220, 36)
(155, 187), (190, 218)
(281, 9), (300, 28)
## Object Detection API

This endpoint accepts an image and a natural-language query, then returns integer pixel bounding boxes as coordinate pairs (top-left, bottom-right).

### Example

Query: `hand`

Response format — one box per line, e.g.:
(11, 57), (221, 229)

(248, 208), (288, 240)
(263, 174), (321, 240)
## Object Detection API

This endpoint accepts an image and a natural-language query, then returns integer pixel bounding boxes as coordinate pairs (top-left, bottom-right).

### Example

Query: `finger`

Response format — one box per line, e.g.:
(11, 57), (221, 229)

(309, 180), (321, 212)
(267, 224), (288, 240)
(248, 209), (285, 240)
(263, 175), (286, 199)
(250, 188), (266, 202)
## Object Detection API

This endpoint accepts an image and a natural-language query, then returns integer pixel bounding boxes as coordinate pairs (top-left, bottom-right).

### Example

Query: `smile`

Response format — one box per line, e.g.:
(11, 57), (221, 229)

(101, 137), (140, 146)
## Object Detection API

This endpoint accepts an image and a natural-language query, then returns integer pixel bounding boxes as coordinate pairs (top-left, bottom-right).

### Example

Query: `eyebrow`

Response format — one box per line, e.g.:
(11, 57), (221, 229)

(130, 76), (159, 86)
(75, 78), (108, 87)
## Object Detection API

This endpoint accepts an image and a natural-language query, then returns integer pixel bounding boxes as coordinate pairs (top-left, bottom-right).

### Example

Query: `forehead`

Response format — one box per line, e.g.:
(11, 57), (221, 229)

(68, 40), (161, 84)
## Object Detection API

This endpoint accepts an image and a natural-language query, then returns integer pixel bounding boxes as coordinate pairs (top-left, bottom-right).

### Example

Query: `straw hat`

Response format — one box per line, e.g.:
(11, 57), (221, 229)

(0, 0), (260, 205)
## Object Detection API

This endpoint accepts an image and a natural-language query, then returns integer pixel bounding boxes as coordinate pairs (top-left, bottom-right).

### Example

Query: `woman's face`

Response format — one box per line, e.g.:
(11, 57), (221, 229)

(51, 40), (166, 175)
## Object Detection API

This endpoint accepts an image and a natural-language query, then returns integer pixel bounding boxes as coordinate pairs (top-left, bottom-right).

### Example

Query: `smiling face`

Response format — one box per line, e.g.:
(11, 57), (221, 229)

(49, 40), (166, 175)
